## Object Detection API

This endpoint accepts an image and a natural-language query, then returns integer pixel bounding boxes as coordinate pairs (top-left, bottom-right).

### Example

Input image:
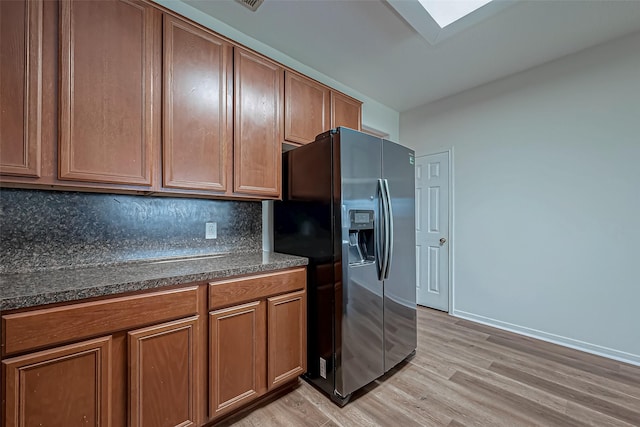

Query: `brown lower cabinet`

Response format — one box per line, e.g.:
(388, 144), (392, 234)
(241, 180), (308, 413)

(1, 267), (306, 427)
(209, 301), (267, 417)
(3, 336), (112, 427)
(208, 268), (307, 422)
(129, 316), (199, 427)
(267, 290), (306, 390)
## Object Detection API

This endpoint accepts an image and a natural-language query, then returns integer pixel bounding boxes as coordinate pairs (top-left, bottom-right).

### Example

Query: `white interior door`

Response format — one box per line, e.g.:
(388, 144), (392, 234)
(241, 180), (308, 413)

(415, 152), (449, 311)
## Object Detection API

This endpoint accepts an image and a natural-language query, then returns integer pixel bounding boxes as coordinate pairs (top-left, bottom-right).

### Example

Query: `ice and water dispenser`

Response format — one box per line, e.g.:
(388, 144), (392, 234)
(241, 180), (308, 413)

(347, 210), (375, 265)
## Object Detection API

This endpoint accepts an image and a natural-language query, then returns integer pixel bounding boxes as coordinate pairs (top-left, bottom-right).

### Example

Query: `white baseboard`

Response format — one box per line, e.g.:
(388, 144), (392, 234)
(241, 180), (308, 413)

(451, 309), (640, 367)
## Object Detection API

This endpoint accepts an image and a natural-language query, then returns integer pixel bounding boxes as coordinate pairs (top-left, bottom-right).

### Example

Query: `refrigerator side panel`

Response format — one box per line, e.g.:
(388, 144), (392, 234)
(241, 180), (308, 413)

(274, 136), (334, 260)
(382, 140), (417, 372)
(335, 128), (385, 397)
(274, 136), (336, 396)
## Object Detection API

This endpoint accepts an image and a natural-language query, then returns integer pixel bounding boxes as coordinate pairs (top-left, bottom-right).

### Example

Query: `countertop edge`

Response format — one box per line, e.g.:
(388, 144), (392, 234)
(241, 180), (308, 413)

(0, 254), (308, 312)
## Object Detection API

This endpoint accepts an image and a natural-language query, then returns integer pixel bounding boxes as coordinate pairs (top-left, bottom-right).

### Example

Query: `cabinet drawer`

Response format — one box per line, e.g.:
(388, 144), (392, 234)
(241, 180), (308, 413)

(2, 286), (199, 356)
(209, 268), (305, 310)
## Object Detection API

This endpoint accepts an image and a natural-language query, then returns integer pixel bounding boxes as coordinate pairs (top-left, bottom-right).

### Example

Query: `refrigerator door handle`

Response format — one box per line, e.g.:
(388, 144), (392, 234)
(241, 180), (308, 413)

(379, 178), (391, 280)
(383, 179), (394, 279)
(376, 179), (386, 280)
(376, 179), (383, 279)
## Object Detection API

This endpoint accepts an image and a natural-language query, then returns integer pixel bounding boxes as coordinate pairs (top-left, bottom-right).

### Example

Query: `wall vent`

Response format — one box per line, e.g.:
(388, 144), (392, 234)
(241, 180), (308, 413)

(235, 0), (264, 12)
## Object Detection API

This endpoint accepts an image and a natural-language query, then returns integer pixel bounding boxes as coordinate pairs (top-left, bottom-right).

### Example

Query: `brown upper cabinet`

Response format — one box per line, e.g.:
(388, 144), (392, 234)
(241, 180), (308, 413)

(0, 0), (43, 178)
(331, 91), (362, 131)
(233, 48), (283, 198)
(58, 0), (159, 186)
(0, 0), (361, 200)
(162, 15), (233, 194)
(284, 71), (330, 145)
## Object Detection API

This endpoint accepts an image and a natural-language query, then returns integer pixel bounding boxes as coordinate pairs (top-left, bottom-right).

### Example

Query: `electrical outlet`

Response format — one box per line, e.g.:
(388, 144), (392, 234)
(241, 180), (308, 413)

(205, 222), (217, 239)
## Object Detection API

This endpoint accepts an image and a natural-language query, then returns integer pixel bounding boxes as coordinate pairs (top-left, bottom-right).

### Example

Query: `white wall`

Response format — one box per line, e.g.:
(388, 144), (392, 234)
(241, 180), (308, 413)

(401, 31), (640, 365)
(154, 0), (400, 141)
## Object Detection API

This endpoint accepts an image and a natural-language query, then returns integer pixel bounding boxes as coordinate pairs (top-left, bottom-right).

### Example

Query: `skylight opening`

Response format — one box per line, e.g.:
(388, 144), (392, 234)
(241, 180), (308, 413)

(418, 0), (494, 28)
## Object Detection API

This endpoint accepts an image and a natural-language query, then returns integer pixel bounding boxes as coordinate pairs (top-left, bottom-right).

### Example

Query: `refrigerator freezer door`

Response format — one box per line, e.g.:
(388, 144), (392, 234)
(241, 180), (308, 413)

(336, 128), (385, 397)
(382, 140), (417, 372)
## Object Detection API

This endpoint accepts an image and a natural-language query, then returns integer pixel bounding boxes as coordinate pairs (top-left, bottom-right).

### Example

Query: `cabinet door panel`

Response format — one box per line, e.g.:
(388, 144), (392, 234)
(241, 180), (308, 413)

(209, 300), (266, 418)
(163, 15), (232, 192)
(234, 48), (283, 197)
(0, 0), (42, 177)
(284, 72), (330, 145)
(3, 336), (111, 427)
(59, 0), (157, 185)
(331, 91), (362, 131)
(267, 290), (307, 389)
(129, 316), (199, 427)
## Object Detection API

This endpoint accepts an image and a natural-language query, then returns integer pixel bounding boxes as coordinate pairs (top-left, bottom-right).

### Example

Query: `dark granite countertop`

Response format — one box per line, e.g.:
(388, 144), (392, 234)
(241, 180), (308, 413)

(0, 252), (308, 311)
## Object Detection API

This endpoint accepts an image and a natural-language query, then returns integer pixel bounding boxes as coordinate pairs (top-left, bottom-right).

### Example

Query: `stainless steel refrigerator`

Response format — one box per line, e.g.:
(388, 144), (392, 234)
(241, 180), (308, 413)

(274, 127), (417, 405)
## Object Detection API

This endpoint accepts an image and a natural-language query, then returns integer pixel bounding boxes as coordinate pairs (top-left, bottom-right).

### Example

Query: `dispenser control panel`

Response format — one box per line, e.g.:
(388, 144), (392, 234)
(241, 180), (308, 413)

(349, 210), (374, 229)
(348, 209), (375, 265)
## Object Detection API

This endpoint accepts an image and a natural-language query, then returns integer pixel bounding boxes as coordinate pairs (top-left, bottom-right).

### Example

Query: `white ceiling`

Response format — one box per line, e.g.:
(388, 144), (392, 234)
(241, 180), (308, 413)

(185, 0), (640, 112)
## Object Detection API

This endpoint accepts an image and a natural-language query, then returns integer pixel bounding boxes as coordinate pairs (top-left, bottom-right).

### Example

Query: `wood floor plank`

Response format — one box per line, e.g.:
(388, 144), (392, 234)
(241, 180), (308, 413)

(456, 363), (638, 427)
(453, 362), (570, 414)
(296, 382), (394, 427)
(449, 370), (585, 427)
(496, 346), (640, 406)
(564, 401), (640, 427)
(363, 363), (454, 426)
(216, 384), (331, 427)
(489, 362), (640, 425)
(418, 312), (489, 338)
(486, 334), (640, 388)
(418, 321), (491, 346)
(448, 336), (640, 402)
(419, 333), (495, 369)
(454, 318), (634, 374)
(223, 308), (640, 426)
(406, 348), (458, 379)
(403, 359), (535, 426)
(619, 363), (640, 383)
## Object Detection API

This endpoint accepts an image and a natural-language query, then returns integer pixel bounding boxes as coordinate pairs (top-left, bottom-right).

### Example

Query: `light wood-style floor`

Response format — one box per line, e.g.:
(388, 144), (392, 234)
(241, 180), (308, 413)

(218, 307), (640, 426)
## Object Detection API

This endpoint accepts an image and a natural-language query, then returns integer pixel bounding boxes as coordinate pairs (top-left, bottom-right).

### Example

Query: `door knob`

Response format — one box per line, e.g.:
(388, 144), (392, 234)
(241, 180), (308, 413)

(439, 237), (446, 245)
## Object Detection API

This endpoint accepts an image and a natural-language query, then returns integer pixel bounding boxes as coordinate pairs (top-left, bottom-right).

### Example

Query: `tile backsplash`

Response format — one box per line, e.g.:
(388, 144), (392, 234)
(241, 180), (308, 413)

(0, 189), (262, 274)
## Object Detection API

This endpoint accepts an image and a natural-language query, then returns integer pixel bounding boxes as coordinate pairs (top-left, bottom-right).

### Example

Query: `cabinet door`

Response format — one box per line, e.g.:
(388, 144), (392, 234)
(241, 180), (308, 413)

(163, 15), (232, 193)
(209, 300), (266, 418)
(0, 0), (42, 177)
(331, 91), (362, 131)
(284, 71), (330, 145)
(267, 290), (307, 389)
(234, 48), (283, 197)
(59, 0), (158, 186)
(3, 336), (112, 427)
(129, 316), (199, 427)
